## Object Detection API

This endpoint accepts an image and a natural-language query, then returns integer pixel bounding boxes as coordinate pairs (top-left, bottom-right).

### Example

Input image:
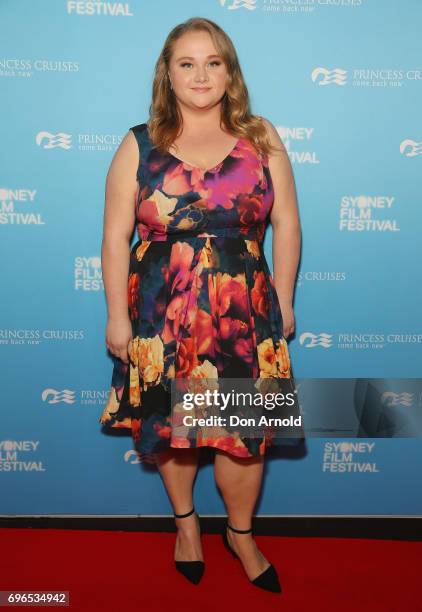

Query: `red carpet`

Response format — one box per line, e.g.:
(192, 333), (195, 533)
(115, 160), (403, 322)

(2, 529), (420, 611)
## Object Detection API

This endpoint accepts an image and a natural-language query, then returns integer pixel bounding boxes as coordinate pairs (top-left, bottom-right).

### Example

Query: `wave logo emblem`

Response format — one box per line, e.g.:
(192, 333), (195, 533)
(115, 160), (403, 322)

(399, 139), (422, 157)
(219, 0), (257, 10)
(41, 388), (76, 404)
(36, 131), (72, 149)
(299, 332), (333, 348)
(381, 392), (414, 407)
(311, 67), (347, 86)
(124, 450), (143, 464)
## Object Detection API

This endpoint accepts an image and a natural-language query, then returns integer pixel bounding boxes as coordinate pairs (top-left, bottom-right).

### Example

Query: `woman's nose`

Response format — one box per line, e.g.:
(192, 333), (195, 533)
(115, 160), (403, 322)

(194, 68), (208, 82)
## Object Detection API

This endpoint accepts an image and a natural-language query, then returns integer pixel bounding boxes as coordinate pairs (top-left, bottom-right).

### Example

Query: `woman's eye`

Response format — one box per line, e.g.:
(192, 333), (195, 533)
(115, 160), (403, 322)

(180, 61), (221, 68)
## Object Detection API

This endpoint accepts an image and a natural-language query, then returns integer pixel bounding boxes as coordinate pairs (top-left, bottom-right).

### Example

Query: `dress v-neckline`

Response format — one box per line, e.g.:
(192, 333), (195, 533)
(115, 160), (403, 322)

(166, 137), (241, 173)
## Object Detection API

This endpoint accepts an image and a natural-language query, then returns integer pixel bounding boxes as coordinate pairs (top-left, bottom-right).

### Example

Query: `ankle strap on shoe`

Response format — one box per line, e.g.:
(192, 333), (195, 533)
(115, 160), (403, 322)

(174, 507), (195, 519)
(227, 521), (252, 534)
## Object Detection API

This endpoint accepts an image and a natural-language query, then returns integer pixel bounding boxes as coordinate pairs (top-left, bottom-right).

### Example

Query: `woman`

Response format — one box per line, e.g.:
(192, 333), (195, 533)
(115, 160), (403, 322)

(99, 17), (302, 594)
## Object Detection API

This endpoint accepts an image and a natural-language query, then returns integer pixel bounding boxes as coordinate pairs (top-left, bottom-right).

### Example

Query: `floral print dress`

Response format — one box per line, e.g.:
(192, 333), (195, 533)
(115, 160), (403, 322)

(99, 122), (303, 464)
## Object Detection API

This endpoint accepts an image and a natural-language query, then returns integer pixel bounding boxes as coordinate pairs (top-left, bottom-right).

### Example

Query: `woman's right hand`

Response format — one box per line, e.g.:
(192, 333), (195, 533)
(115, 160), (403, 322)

(105, 316), (133, 364)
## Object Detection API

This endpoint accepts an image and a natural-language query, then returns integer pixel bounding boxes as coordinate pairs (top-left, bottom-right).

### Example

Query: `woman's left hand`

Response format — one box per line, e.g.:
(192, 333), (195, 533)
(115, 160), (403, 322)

(279, 299), (295, 339)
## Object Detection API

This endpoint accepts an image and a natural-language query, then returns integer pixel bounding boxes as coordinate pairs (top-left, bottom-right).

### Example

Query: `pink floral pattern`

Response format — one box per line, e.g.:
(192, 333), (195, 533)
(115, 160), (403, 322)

(99, 123), (302, 464)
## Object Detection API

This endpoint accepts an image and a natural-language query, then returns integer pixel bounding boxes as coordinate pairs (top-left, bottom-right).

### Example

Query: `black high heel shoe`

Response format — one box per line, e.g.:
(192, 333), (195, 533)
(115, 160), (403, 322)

(222, 520), (282, 593)
(174, 507), (205, 585)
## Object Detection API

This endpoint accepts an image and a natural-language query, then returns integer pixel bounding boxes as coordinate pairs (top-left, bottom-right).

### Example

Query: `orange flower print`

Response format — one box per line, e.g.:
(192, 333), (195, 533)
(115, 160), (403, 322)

(129, 360), (140, 406)
(171, 437), (192, 448)
(128, 273), (140, 320)
(275, 337), (291, 377)
(257, 337), (292, 378)
(176, 337), (200, 377)
(99, 387), (120, 425)
(257, 338), (278, 378)
(245, 239), (260, 259)
(251, 271), (270, 319)
(219, 318), (253, 364)
(192, 308), (213, 356)
(131, 418), (141, 442)
(237, 194), (262, 227)
(153, 421), (172, 439)
(198, 238), (213, 268)
(129, 335), (164, 390)
(217, 272), (248, 320)
(135, 241), (151, 262)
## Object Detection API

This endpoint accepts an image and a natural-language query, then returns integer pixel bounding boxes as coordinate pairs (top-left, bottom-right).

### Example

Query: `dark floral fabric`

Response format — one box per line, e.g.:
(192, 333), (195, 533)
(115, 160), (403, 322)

(99, 122), (301, 463)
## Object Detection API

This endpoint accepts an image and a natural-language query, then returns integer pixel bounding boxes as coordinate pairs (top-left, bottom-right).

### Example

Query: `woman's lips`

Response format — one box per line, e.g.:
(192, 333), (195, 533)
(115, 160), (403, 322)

(192, 87), (210, 92)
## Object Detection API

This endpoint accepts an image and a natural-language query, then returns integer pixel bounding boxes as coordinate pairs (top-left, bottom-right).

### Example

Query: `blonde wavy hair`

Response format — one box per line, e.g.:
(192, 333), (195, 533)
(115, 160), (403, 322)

(147, 16), (280, 158)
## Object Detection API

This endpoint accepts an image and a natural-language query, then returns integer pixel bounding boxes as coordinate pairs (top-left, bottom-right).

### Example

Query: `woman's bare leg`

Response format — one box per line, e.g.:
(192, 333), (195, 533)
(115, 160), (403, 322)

(214, 449), (269, 580)
(156, 447), (203, 562)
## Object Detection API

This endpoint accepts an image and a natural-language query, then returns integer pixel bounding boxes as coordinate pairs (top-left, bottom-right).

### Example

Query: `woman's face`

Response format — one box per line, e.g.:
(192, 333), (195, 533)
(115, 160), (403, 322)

(168, 30), (228, 111)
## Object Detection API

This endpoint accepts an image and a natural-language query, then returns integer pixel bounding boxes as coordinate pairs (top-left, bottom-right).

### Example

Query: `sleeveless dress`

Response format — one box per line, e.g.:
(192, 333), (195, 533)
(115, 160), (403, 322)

(99, 122), (304, 464)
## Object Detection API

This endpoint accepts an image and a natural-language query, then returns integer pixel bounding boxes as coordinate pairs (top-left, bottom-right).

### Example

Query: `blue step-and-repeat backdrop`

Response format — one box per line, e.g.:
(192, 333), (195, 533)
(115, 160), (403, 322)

(1, 0), (421, 516)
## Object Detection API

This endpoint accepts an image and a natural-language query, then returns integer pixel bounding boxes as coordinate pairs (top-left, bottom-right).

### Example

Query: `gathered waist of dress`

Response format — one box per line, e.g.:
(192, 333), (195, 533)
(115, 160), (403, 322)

(135, 225), (265, 243)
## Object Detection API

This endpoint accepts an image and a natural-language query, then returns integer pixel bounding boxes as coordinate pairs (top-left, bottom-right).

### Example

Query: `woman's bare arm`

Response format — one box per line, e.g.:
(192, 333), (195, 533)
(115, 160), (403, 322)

(262, 117), (301, 338)
(101, 130), (139, 361)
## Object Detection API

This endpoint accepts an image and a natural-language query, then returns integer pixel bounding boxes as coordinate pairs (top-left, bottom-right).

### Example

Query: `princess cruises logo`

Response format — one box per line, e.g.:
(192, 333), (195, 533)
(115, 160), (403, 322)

(41, 389), (76, 404)
(41, 388), (109, 405)
(311, 67), (347, 86)
(300, 332), (422, 350)
(36, 131), (122, 152)
(220, 0), (364, 12)
(400, 139), (422, 157)
(0, 59), (79, 78)
(36, 131), (72, 150)
(380, 392), (414, 407)
(299, 333), (333, 348)
(312, 66), (422, 87)
(219, 0), (257, 9)
(124, 450), (142, 464)
(297, 271), (347, 287)
(0, 329), (85, 346)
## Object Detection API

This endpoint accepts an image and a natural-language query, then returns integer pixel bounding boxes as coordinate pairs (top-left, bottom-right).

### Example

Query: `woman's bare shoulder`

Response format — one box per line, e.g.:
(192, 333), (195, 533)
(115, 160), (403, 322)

(106, 129), (139, 186)
(256, 115), (287, 156)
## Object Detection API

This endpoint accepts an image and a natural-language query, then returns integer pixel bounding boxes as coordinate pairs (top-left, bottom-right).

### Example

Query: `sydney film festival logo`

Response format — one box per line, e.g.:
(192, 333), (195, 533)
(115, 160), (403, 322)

(0, 440), (45, 473)
(74, 256), (103, 291)
(339, 195), (400, 232)
(0, 187), (45, 226)
(66, 1), (134, 16)
(322, 441), (379, 473)
(276, 126), (320, 165)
